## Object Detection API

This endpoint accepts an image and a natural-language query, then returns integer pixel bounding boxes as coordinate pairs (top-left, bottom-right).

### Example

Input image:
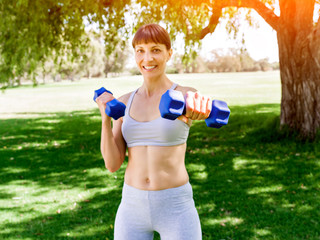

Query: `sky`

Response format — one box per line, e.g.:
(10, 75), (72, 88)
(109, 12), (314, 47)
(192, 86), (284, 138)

(198, 12), (279, 63)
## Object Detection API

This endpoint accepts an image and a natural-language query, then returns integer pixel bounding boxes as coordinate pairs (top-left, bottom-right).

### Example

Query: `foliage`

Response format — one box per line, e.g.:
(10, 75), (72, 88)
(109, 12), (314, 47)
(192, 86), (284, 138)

(0, 0), (274, 87)
(104, 44), (130, 77)
(167, 48), (277, 74)
(1, 0), (320, 137)
(0, 0), (130, 87)
(205, 48), (276, 73)
(0, 0), (311, 82)
(32, 31), (129, 83)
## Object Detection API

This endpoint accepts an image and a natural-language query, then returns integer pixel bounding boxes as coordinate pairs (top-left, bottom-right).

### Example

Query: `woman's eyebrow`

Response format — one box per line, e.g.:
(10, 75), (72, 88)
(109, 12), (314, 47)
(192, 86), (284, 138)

(135, 43), (161, 48)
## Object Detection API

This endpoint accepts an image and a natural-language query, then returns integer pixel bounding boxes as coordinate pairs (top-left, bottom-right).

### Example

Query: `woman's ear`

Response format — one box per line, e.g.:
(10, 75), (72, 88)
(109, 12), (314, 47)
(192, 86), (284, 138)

(167, 48), (173, 62)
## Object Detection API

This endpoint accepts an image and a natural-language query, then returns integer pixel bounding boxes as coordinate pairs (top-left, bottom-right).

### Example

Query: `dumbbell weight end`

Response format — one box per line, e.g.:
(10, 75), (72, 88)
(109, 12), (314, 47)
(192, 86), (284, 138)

(93, 87), (112, 102)
(93, 87), (126, 120)
(106, 99), (126, 120)
(205, 100), (230, 128)
(159, 90), (185, 120)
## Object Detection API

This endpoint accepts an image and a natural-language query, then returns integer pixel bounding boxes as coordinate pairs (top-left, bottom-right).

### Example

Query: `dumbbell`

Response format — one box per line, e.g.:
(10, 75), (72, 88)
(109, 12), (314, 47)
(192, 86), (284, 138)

(159, 89), (230, 128)
(93, 87), (126, 120)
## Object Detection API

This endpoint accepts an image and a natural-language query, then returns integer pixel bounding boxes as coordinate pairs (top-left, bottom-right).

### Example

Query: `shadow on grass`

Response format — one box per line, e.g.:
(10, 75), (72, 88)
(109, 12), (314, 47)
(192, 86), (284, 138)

(0, 110), (124, 239)
(187, 104), (320, 239)
(0, 104), (319, 239)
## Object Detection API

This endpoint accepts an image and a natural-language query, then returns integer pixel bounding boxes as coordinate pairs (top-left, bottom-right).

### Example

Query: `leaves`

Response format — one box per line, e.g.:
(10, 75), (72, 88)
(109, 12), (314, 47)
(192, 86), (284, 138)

(3, 0), (319, 90)
(0, 0), (129, 87)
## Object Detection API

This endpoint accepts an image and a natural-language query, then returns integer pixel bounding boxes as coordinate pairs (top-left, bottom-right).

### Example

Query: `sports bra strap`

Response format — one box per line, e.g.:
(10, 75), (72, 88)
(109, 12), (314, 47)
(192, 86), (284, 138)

(170, 83), (178, 90)
(125, 89), (138, 115)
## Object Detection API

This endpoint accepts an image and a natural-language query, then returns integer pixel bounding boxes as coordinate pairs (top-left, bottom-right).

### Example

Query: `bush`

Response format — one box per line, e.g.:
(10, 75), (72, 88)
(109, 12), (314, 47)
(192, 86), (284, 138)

(129, 68), (141, 75)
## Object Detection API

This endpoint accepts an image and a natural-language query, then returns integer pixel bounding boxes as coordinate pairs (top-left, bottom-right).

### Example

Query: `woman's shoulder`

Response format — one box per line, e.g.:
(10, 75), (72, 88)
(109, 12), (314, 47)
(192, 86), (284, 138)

(118, 91), (135, 105)
(175, 84), (197, 95)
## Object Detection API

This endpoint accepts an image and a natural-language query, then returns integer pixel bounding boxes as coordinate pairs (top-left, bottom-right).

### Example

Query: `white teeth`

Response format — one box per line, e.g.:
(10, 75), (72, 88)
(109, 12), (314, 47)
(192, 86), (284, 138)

(144, 66), (156, 70)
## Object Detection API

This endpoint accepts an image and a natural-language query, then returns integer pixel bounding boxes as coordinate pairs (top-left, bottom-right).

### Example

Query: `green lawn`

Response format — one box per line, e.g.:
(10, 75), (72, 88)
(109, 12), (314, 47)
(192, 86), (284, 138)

(0, 71), (280, 117)
(1, 72), (319, 239)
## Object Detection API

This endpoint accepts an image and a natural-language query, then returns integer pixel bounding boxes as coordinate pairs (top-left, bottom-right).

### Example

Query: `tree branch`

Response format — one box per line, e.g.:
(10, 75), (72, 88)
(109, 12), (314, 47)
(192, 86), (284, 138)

(200, 6), (222, 39)
(200, 0), (279, 39)
(222, 0), (279, 30)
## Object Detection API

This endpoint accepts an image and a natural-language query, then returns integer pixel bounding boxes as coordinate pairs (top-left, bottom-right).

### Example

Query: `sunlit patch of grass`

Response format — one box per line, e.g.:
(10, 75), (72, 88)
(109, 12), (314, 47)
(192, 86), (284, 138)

(1, 102), (320, 239)
(187, 104), (320, 240)
(233, 158), (274, 171)
(204, 217), (244, 227)
(253, 228), (272, 237)
(247, 185), (284, 195)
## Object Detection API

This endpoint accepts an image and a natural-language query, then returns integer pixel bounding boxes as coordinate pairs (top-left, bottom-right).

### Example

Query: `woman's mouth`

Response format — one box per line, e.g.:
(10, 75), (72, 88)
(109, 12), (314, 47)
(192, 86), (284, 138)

(143, 65), (157, 70)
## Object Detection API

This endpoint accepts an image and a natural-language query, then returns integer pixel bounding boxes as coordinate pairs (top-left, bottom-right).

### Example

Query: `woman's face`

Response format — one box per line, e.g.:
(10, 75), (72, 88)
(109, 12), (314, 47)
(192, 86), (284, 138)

(134, 42), (172, 78)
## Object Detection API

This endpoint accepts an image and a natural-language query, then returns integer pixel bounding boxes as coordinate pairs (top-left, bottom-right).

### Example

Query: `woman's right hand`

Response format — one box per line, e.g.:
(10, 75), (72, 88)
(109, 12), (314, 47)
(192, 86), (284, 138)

(95, 91), (115, 121)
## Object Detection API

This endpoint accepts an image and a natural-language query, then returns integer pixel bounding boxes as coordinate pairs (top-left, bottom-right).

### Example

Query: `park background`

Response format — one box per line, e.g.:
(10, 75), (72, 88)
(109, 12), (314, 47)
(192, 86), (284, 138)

(1, 0), (320, 239)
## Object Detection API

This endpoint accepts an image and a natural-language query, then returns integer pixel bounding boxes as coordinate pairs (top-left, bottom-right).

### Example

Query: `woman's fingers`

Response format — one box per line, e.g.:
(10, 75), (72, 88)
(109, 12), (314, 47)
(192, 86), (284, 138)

(96, 92), (114, 116)
(185, 91), (211, 120)
(205, 96), (212, 119)
(96, 92), (114, 105)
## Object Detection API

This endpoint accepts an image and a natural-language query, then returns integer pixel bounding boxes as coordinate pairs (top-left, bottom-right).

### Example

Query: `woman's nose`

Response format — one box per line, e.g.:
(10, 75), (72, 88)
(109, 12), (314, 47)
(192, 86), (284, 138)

(144, 51), (154, 61)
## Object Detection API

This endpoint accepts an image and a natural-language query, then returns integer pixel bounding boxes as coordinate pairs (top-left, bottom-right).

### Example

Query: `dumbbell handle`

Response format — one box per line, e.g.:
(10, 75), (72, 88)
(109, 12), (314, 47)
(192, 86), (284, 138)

(93, 87), (126, 120)
(159, 89), (230, 128)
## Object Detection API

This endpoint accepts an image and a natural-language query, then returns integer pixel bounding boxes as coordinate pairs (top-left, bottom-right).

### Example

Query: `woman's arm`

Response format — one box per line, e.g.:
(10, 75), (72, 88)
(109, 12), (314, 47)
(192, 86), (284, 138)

(96, 93), (129, 172)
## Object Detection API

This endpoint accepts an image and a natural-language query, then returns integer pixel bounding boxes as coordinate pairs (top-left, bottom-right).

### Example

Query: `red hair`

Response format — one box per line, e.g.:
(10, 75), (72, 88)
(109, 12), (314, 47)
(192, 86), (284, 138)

(132, 24), (171, 50)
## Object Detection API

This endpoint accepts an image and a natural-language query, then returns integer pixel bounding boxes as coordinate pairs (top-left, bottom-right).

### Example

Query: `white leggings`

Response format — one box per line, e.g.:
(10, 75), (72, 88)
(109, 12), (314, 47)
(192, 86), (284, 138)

(114, 182), (202, 240)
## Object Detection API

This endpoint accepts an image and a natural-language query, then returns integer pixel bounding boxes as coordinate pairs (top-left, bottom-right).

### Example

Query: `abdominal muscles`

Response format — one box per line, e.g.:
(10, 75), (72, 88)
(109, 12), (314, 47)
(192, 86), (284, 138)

(124, 144), (189, 190)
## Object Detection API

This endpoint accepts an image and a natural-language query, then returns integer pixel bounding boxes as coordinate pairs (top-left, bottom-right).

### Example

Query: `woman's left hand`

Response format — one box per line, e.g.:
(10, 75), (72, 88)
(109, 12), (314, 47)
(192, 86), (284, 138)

(184, 91), (212, 120)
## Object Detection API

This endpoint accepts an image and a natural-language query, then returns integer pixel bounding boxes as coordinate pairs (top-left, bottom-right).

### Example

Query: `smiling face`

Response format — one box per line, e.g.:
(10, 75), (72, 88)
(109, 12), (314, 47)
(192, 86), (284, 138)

(134, 42), (172, 78)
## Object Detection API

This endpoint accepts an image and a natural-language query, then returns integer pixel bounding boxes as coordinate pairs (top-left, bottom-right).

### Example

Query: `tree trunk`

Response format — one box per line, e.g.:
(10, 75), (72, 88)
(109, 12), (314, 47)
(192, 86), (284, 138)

(198, 0), (320, 139)
(277, 0), (320, 139)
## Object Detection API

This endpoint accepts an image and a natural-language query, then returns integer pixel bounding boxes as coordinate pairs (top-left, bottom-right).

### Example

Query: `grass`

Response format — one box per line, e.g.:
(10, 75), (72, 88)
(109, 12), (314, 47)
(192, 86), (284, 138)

(1, 72), (319, 239)
(0, 71), (281, 118)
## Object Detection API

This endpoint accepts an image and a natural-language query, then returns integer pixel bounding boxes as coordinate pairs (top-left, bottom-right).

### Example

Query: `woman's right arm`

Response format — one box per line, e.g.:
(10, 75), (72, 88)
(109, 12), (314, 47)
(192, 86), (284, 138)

(96, 92), (129, 173)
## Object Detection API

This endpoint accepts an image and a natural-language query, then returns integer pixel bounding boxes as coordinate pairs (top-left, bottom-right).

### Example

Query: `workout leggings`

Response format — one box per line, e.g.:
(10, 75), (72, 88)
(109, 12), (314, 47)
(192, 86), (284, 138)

(114, 182), (202, 240)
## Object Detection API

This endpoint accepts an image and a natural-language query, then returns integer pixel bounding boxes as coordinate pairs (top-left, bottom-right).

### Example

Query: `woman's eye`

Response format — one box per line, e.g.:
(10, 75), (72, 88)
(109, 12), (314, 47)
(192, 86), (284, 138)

(136, 49), (143, 53)
(153, 49), (160, 53)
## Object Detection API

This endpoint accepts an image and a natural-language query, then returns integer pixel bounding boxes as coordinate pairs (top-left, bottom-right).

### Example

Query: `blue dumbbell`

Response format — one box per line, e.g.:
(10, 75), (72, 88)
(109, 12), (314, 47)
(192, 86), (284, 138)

(159, 89), (230, 128)
(93, 87), (126, 120)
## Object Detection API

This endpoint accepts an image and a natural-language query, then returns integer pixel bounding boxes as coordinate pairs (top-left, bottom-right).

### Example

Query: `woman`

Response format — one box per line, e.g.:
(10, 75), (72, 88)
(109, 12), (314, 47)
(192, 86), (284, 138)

(96, 23), (212, 240)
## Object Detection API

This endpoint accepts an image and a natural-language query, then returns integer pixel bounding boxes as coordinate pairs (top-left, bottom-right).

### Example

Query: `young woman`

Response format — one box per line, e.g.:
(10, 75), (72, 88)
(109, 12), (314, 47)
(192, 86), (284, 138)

(95, 23), (212, 240)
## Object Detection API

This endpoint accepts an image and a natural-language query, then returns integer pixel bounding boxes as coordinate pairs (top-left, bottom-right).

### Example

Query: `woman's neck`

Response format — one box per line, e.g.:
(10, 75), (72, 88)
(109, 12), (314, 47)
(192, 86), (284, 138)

(140, 75), (172, 97)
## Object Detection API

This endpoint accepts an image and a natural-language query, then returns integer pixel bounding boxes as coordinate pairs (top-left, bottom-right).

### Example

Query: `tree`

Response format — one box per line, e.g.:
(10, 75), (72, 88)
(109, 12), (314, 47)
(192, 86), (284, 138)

(81, 32), (106, 78)
(222, 0), (320, 139)
(201, 0), (320, 139)
(0, 0), (130, 86)
(1, 0), (320, 138)
(206, 48), (272, 72)
(104, 45), (130, 77)
(132, 0), (320, 139)
(207, 48), (242, 72)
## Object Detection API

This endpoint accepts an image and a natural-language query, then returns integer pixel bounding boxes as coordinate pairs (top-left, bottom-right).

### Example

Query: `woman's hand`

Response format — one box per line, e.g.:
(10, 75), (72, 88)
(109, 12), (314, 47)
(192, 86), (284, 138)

(96, 92), (115, 121)
(184, 91), (212, 120)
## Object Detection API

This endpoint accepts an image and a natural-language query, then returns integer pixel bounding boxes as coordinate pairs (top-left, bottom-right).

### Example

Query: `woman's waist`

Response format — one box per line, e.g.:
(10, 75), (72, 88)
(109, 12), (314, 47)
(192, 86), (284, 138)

(122, 179), (192, 200)
(124, 164), (189, 191)
(125, 144), (188, 190)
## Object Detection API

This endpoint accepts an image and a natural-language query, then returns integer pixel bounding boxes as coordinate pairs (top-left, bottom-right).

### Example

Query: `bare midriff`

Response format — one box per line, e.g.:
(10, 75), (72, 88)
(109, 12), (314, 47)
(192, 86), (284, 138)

(124, 143), (189, 191)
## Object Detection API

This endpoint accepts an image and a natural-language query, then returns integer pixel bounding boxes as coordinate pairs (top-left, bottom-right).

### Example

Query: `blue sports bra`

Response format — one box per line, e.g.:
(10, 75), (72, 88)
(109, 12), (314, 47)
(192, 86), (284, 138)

(121, 83), (190, 147)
